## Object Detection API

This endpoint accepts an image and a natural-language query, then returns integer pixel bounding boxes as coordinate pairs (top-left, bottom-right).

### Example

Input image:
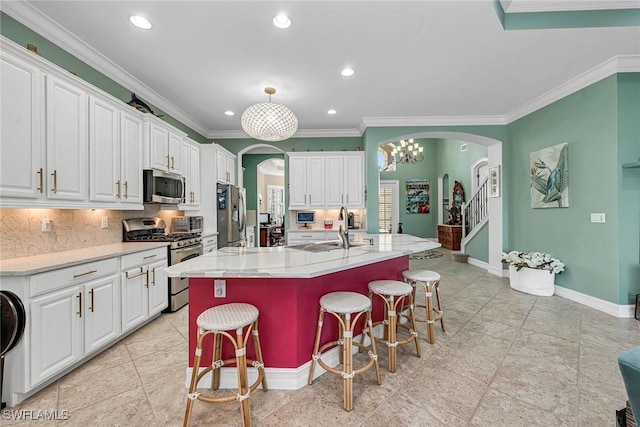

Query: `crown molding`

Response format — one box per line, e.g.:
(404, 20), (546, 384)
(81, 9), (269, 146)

(208, 128), (362, 140)
(361, 115), (509, 127)
(506, 54), (640, 123)
(0, 0), (210, 138)
(501, 0), (640, 13)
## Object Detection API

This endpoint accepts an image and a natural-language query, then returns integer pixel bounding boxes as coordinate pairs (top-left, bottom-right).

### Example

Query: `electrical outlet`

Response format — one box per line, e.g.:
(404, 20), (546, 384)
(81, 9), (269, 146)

(590, 213), (606, 223)
(101, 216), (109, 228)
(41, 218), (52, 232)
(214, 279), (226, 298)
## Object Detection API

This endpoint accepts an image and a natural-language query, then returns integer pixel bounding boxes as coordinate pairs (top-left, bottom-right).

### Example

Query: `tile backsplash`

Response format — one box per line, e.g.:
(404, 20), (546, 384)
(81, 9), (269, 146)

(0, 207), (181, 260)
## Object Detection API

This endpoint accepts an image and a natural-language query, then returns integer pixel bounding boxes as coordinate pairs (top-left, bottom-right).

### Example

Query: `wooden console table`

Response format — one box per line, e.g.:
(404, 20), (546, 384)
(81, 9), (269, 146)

(437, 224), (462, 250)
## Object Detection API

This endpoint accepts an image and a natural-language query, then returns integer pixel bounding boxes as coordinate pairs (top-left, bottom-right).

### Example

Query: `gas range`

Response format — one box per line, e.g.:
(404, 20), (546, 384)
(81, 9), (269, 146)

(122, 218), (202, 249)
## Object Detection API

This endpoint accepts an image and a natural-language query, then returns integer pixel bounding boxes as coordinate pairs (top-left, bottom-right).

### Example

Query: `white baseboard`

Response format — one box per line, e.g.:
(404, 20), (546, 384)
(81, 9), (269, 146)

(467, 257), (506, 277)
(553, 285), (635, 318)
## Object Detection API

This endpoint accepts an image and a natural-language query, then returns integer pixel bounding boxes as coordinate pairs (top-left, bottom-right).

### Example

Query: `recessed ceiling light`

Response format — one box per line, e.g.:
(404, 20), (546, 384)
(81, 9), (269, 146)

(327, 109), (337, 115)
(341, 67), (355, 77)
(129, 15), (152, 30)
(273, 14), (292, 29)
(224, 110), (235, 116)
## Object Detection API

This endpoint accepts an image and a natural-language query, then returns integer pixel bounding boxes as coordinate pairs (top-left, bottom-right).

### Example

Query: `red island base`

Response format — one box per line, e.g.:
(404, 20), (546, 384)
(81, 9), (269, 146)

(187, 256), (409, 379)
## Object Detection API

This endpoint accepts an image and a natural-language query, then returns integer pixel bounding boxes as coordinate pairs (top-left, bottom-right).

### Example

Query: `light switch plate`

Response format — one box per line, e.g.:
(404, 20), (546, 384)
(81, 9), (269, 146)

(101, 216), (109, 228)
(41, 218), (51, 232)
(590, 213), (606, 223)
(214, 279), (226, 298)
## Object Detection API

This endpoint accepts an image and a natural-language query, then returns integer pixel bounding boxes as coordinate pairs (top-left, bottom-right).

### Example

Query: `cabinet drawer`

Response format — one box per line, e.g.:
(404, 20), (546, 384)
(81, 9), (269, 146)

(31, 258), (118, 297)
(121, 247), (167, 270)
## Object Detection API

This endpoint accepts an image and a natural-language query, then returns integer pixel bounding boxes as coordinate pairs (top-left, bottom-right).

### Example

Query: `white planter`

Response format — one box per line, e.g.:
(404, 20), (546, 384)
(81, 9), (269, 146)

(508, 265), (555, 296)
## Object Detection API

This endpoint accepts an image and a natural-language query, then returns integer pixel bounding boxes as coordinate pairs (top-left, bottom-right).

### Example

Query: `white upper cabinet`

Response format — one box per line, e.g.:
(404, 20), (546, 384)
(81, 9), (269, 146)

(45, 74), (88, 202)
(0, 49), (43, 200)
(288, 154), (326, 209)
(289, 152), (363, 210)
(216, 146), (236, 185)
(119, 110), (144, 205)
(89, 96), (143, 207)
(147, 117), (185, 175)
(180, 139), (200, 208)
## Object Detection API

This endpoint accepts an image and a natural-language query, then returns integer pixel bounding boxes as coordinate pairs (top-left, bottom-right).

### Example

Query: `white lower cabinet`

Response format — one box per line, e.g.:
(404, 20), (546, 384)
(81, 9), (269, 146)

(29, 258), (119, 387)
(120, 247), (168, 333)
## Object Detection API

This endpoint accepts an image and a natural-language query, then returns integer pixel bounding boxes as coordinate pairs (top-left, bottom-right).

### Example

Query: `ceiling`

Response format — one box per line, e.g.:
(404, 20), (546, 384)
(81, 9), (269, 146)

(3, 1), (639, 139)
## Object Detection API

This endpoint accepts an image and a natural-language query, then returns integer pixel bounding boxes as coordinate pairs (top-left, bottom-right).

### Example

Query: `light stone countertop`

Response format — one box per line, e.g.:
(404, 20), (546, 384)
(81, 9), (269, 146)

(0, 242), (170, 276)
(165, 234), (440, 279)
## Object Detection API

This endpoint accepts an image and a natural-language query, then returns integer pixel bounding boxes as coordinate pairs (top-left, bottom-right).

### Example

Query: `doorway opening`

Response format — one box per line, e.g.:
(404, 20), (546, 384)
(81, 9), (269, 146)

(379, 180), (399, 234)
(257, 158), (285, 247)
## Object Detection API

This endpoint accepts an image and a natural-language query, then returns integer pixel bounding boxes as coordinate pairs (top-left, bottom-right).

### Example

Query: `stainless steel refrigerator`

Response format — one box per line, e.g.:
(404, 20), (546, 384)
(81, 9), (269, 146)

(217, 183), (246, 248)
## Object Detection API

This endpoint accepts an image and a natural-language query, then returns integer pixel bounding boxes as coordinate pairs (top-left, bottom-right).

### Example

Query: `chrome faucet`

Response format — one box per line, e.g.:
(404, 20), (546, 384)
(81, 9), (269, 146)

(338, 206), (350, 249)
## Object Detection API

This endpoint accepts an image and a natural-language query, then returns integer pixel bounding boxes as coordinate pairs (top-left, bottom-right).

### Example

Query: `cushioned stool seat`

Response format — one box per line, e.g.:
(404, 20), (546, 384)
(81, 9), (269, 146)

(184, 303), (267, 427)
(308, 291), (381, 411)
(366, 280), (421, 373)
(402, 269), (445, 344)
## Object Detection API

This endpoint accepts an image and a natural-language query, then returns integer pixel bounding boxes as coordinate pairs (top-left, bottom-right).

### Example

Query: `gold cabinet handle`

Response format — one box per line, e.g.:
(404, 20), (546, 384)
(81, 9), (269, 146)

(166, 154), (170, 169)
(77, 292), (82, 317)
(73, 269), (97, 278)
(124, 181), (128, 199)
(171, 156), (175, 169)
(51, 170), (57, 194)
(37, 168), (43, 193)
(89, 288), (94, 313)
(126, 266), (145, 279)
(116, 180), (121, 198)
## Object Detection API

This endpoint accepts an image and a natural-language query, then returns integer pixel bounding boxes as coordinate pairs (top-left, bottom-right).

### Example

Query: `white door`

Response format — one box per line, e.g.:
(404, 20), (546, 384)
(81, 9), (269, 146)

(226, 155), (236, 185)
(325, 156), (344, 207)
(121, 267), (149, 332)
(0, 51), (43, 199)
(45, 75), (88, 201)
(217, 149), (229, 183)
(168, 132), (183, 174)
(148, 260), (168, 316)
(306, 156), (325, 208)
(84, 274), (120, 354)
(30, 286), (82, 386)
(89, 96), (120, 203)
(189, 144), (200, 204)
(149, 123), (169, 171)
(120, 111), (143, 204)
(288, 156), (307, 208)
(343, 153), (364, 208)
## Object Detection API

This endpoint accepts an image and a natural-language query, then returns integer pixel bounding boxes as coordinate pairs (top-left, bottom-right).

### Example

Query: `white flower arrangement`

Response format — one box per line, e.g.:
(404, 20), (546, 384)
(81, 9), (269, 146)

(501, 251), (565, 274)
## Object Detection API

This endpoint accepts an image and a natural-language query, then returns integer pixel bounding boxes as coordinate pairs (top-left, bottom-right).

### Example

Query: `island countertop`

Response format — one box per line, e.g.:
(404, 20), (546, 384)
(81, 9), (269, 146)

(165, 234), (440, 279)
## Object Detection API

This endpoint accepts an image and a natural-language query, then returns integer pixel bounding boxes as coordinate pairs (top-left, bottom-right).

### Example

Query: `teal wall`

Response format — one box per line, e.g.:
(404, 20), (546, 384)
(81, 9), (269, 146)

(214, 136), (363, 155)
(380, 140), (439, 238)
(616, 73), (640, 304)
(506, 75), (630, 304)
(466, 224), (489, 263)
(0, 12), (208, 143)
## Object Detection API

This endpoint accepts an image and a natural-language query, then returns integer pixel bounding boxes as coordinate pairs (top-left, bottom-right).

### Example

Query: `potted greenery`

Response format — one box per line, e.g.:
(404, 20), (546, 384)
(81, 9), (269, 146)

(501, 251), (565, 296)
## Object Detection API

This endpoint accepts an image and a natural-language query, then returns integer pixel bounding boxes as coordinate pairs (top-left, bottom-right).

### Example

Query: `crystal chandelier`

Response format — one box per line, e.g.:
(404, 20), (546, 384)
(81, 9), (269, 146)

(241, 87), (298, 142)
(391, 139), (424, 164)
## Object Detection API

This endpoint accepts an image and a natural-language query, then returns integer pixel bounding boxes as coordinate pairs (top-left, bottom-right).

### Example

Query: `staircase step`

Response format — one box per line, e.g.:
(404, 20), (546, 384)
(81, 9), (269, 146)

(451, 252), (469, 263)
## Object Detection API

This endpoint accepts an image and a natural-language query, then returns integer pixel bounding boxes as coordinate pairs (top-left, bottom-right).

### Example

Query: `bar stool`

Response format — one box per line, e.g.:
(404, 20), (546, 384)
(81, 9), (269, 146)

(184, 303), (267, 427)
(308, 291), (381, 411)
(366, 280), (421, 373)
(402, 269), (445, 344)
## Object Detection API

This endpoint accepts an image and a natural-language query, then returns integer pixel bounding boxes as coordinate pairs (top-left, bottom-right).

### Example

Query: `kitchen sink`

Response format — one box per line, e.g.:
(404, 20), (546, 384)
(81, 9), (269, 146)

(288, 241), (367, 252)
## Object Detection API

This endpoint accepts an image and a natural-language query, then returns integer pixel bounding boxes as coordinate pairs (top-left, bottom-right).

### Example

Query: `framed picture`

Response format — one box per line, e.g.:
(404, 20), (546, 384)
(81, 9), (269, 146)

(530, 142), (569, 208)
(488, 166), (500, 198)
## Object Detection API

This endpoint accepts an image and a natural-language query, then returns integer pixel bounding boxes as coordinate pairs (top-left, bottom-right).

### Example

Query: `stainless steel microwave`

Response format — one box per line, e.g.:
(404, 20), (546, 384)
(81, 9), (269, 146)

(143, 169), (185, 204)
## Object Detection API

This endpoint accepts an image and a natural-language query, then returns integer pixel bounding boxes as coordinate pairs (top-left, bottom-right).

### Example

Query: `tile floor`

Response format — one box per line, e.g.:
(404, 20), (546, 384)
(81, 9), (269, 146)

(3, 249), (639, 426)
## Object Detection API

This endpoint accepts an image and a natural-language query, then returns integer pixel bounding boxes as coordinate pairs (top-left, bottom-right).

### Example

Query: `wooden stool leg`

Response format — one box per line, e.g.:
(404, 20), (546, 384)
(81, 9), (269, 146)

(343, 312), (353, 411)
(212, 332), (222, 389)
(251, 320), (268, 391)
(435, 282), (445, 332)
(235, 327), (251, 427)
(366, 310), (382, 384)
(424, 282), (435, 344)
(407, 293), (421, 357)
(308, 309), (325, 385)
(184, 328), (205, 427)
(387, 295), (397, 373)
(338, 314), (345, 365)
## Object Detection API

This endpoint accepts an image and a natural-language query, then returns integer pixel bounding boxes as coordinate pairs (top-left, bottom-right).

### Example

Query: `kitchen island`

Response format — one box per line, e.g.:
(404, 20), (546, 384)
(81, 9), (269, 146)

(164, 234), (440, 389)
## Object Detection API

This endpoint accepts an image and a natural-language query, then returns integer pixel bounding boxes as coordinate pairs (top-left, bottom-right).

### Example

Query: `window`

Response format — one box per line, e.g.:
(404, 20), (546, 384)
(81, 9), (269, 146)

(267, 185), (284, 222)
(379, 186), (392, 233)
